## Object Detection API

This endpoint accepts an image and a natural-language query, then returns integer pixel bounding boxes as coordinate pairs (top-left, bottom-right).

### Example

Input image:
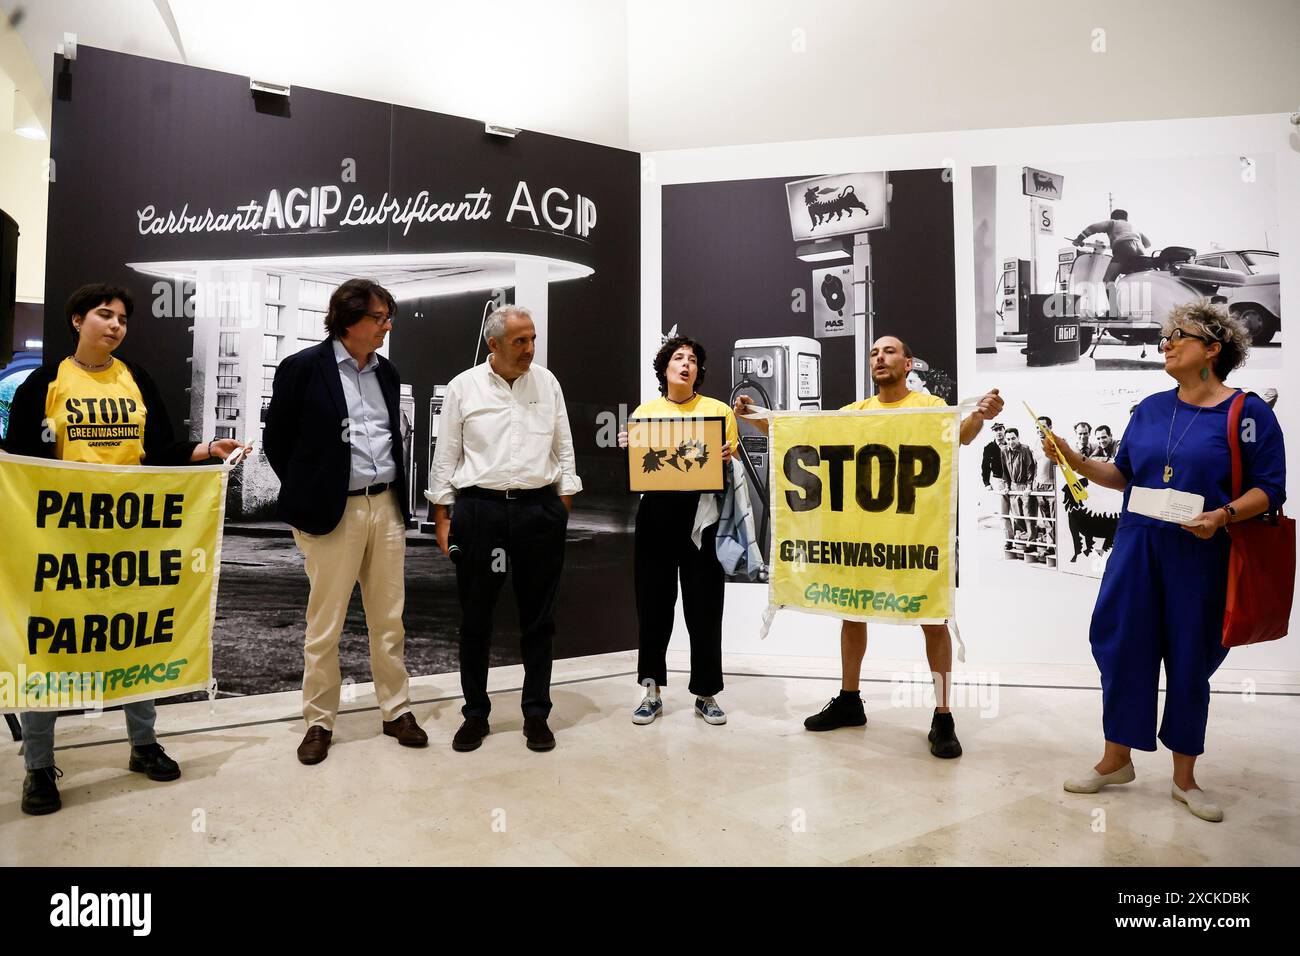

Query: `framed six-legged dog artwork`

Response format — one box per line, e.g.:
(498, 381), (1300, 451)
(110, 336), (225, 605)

(626, 417), (727, 493)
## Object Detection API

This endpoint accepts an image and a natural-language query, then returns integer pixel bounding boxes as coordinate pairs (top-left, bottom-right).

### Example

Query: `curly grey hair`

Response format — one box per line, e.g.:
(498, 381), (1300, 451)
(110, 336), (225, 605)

(483, 304), (532, 345)
(1161, 299), (1251, 381)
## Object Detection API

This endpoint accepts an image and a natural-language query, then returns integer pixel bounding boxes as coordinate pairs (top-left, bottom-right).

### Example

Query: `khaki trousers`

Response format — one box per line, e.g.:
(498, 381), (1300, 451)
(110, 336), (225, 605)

(292, 490), (411, 730)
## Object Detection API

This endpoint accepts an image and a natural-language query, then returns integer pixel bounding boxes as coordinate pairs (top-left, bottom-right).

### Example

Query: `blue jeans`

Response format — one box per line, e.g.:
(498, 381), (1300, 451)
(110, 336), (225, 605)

(20, 701), (158, 771)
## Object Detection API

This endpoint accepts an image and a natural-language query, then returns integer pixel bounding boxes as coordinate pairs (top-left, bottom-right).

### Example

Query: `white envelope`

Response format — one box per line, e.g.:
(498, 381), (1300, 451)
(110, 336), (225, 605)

(1127, 485), (1205, 524)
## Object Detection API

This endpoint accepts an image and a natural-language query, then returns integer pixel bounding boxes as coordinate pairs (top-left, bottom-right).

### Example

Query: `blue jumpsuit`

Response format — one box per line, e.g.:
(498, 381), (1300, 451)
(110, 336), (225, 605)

(1090, 389), (1286, 756)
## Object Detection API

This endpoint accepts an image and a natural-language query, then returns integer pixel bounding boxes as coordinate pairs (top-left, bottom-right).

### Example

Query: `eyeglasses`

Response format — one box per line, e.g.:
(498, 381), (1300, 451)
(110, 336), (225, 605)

(1158, 327), (1212, 351)
(365, 311), (394, 326)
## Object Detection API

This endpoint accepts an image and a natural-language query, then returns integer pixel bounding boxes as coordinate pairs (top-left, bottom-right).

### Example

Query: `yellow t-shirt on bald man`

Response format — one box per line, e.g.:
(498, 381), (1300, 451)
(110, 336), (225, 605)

(841, 390), (947, 412)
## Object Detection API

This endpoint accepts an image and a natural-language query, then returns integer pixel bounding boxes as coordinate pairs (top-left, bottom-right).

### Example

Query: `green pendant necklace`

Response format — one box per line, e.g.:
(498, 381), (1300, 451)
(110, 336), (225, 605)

(1164, 402), (1203, 483)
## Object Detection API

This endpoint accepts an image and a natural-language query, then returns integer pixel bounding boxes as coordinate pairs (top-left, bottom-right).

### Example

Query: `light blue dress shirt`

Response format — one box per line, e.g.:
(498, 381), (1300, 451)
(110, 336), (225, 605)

(332, 338), (398, 491)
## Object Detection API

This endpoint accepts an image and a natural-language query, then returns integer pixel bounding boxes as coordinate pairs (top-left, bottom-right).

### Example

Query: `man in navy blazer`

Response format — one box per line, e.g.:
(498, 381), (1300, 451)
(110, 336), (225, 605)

(264, 278), (427, 764)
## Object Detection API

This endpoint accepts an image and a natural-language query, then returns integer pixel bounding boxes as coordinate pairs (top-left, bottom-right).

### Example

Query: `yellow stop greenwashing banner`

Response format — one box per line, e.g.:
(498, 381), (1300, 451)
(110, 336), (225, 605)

(0, 453), (229, 711)
(768, 407), (960, 625)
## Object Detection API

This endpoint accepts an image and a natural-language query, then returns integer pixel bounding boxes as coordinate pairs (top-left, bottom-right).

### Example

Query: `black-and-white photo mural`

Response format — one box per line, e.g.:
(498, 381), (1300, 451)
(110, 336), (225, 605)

(1044, 387), (1139, 580)
(966, 382), (1280, 581)
(967, 383), (1146, 580)
(661, 168), (958, 582)
(970, 155), (1282, 376)
(43, 48), (643, 696)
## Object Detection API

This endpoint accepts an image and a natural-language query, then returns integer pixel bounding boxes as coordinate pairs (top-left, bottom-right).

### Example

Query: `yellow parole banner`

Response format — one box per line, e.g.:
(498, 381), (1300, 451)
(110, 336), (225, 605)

(769, 407), (959, 624)
(0, 454), (228, 711)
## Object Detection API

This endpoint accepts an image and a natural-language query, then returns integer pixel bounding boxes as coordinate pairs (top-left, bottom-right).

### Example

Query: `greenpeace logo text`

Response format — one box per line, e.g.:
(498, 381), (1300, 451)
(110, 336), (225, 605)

(50, 886), (151, 936)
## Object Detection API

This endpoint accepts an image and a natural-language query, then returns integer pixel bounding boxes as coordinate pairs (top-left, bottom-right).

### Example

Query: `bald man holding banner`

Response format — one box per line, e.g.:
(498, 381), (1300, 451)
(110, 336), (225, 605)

(736, 335), (1003, 758)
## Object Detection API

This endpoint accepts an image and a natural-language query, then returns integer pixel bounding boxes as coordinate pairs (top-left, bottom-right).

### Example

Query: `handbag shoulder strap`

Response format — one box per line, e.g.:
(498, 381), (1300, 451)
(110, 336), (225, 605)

(1226, 390), (1248, 499)
(1226, 389), (1287, 521)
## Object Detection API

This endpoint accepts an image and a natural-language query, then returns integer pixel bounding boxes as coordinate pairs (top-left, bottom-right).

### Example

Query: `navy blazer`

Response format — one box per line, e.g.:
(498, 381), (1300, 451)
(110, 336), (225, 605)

(263, 339), (410, 535)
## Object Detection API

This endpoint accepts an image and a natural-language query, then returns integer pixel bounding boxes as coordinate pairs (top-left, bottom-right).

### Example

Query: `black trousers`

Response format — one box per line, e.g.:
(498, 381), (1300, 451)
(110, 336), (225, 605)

(634, 492), (724, 697)
(451, 491), (568, 718)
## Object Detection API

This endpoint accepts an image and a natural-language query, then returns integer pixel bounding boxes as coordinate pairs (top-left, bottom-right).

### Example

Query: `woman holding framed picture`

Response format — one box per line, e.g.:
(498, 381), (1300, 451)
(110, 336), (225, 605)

(619, 336), (739, 727)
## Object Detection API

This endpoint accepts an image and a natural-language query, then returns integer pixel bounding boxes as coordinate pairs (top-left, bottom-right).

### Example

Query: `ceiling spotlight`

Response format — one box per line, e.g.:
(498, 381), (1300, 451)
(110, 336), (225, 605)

(485, 123), (520, 138)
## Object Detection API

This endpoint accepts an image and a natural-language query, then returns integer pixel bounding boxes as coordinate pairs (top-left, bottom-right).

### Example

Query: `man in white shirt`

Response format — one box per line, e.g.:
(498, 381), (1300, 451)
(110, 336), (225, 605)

(1073, 421), (1095, 459)
(427, 305), (582, 753)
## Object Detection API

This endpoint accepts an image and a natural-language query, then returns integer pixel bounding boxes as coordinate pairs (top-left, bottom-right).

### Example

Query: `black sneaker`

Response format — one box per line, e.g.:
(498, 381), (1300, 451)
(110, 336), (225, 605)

(128, 743), (181, 781)
(21, 766), (63, 815)
(803, 695), (867, 731)
(928, 711), (963, 758)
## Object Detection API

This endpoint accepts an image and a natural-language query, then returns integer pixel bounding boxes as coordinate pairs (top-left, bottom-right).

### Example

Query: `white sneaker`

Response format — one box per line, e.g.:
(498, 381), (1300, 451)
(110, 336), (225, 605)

(694, 696), (727, 725)
(1172, 783), (1224, 822)
(1063, 762), (1136, 794)
(632, 694), (663, 725)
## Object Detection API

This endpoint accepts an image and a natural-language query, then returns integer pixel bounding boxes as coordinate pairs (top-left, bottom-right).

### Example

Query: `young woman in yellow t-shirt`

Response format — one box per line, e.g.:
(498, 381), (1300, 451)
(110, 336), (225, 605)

(619, 336), (738, 726)
(2, 282), (248, 816)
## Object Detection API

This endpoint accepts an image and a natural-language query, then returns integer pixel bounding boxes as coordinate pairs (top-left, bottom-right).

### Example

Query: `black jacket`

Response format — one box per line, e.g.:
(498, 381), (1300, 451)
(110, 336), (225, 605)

(981, 439), (1005, 486)
(1, 355), (198, 465)
(263, 339), (410, 535)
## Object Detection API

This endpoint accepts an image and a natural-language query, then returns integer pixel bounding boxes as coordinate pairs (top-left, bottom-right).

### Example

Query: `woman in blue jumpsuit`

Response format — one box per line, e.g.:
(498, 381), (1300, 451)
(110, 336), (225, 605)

(1042, 301), (1286, 822)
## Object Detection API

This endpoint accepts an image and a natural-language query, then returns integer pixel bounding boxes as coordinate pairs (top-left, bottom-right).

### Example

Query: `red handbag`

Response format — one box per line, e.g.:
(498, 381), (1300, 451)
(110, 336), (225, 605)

(1221, 391), (1295, 647)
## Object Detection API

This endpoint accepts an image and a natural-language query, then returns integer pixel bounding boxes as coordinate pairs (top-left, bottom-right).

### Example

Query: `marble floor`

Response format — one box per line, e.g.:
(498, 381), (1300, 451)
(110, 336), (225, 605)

(3, 652), (1297, 866)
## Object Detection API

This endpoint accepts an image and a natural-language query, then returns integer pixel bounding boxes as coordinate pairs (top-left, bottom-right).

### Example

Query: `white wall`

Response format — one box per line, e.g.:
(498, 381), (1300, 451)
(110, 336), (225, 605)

(626, 0), (1300, 151)
(5, 0), (1297, 304)
(0, 0), (632, 305)
(0, 75), (49, 302)
(641, 111), (1300, 671)
(12, 0), (1299, 154)
(3, 0), (632, 147)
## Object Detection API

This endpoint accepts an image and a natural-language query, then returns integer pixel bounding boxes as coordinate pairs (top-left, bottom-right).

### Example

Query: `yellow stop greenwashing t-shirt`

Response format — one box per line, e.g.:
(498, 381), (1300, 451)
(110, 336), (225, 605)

(632, 393), (740, 453)
(43, 358), (148, 465)
(840, 390), (947, 412)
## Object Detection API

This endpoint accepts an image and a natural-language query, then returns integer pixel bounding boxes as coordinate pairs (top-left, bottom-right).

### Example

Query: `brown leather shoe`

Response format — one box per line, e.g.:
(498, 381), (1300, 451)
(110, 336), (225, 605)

(523, 715), (555, 752)
(297, 725), (332, 765)
(382, 712), (428, 748)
